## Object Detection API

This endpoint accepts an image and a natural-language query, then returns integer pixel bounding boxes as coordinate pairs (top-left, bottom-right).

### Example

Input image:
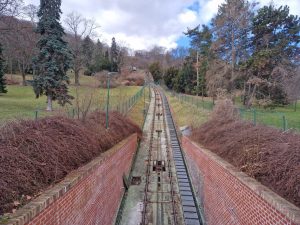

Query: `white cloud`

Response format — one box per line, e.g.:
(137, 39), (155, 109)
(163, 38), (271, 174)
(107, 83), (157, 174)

(178, 10), (198, 24)
(197, 0), (224, 24)
(258, 0), (300, 16)
(23, 0), (300, 50)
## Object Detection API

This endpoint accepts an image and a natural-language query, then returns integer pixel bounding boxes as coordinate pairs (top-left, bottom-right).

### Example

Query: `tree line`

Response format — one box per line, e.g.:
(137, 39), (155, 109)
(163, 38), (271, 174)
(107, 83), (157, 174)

(0, 0), (125, 110)
(159, 0), (300, 107)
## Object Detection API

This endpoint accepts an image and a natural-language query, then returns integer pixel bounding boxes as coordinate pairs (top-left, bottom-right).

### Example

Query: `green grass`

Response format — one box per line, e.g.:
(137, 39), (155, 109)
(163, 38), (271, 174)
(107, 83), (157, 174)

(6, 71), (102, 87)
(170, 91), (300, 131)
(0, 83), (141, 123)
(234, 96), (300, 131)
(239, 106), (300, 131)
(166, 93), (210, 128)
(127, 87), (150, 128)
(166, 91), (214, 111)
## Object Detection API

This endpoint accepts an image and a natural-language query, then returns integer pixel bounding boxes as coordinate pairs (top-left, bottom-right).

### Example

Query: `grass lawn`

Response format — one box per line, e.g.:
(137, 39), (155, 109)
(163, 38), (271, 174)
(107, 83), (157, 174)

(172, 92), (300, 131)
(234, 96), (300, 131)
(0, 76), (142, 123)
(166, 92), (210, 128)
(239, 104), (300, 131)
(127, 87), (151, 128)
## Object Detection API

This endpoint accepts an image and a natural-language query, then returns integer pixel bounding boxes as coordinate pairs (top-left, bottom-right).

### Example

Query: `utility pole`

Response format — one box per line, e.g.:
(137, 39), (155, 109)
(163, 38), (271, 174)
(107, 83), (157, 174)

(196, 51), (199, 96)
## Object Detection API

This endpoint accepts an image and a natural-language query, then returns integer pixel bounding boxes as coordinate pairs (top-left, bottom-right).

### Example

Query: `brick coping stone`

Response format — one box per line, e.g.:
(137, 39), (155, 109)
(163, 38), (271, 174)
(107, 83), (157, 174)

(5, 134), (137, 225)
(183, 136), (300, 224)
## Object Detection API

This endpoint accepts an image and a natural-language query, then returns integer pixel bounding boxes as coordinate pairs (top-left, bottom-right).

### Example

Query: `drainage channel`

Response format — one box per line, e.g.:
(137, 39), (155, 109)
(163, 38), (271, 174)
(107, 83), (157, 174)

(116, 86), (202, 225)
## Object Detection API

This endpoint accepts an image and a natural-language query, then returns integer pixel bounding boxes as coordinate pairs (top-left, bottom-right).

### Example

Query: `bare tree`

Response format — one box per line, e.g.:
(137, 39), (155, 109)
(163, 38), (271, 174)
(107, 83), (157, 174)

(22, 4), (38, 24)
(64, 11), (99, 85)
(205, 59), (232, 103)
(284, 67), (300, 108)
(169, 46), (189, 66)
(15, 21), (37, 85)
(0, 0), (23, 16)
(212, 0), (256, 79)
(0, 16), (37, 85)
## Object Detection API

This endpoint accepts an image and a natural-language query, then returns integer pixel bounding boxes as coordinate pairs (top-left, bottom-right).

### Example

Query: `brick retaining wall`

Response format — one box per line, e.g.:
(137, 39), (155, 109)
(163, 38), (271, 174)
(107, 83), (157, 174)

(7, 134), (138, 225)
(182, 136), (300, 225)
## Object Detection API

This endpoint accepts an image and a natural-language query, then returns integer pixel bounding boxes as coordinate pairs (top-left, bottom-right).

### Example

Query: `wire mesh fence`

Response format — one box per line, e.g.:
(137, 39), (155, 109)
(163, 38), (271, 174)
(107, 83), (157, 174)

(0, 85), (148, 125)
(165, 89), (214, 111)
(239, 109), (300, 131)
(164, 87), (300, 132)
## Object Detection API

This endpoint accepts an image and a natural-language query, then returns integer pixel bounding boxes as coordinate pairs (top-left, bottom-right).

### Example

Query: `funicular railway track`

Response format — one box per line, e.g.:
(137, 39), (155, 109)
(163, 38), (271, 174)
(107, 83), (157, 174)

(141, 86), (202, 225)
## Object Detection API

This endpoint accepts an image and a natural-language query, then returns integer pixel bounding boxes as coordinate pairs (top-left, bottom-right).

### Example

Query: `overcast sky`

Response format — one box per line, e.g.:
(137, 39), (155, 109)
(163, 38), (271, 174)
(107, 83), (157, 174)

(24, 0), (300, 51)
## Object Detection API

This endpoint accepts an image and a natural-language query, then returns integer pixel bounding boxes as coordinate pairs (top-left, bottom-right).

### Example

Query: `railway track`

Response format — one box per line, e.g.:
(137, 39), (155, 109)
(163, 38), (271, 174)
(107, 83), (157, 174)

(141, 87), (202, 225)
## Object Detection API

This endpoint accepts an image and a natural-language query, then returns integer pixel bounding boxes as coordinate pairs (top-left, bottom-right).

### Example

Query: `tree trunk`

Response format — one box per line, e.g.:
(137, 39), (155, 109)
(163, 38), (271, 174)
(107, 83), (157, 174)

(243, 82), (247, 105)
(10, 59), (13, 80)
(18, 62), (27, 86)
(21, 71), (26, 86)
(246, 84), (257, 108)
(46, 95), (53, 111)
(74, 68), (80, 86)
(74, 49), (80, 85)
(231, 30), (235, 79)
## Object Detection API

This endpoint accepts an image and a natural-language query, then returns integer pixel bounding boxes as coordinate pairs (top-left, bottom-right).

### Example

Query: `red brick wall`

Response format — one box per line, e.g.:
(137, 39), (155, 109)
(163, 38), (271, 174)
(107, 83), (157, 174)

(8, 134), (137, 225)
(182, 136), (300, 225)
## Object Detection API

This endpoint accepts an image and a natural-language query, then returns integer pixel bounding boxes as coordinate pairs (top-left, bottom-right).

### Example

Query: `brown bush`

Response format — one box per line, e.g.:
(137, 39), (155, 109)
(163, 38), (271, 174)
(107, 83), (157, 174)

(4, 75), (19, 85)
(191, 112), (300, 208)
(119, 70), (145, 86)
(211, 99), (240, 122)
(0, 112), (141, 214)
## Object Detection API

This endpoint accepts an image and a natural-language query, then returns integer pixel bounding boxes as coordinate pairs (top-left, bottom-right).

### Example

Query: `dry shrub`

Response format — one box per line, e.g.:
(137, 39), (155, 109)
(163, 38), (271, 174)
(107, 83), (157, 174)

(191, 115), (300, 208)
(119, 70), (145, 86)
(211, 98), (240, 123)
(121, 72), (145, 86)
(121, 80), (131, 86)
(98, 79), (121, 89)
(73, 86), (97, 121)
(0, 112), (141, 214)
(94, 72), (121, 89)
(4, 75), (19, 85)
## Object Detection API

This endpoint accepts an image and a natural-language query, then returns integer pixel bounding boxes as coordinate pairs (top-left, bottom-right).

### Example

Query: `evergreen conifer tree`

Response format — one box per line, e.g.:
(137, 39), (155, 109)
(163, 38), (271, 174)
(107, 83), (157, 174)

(245, 5), (300, 105)
(33, 0), (73, 111)
(185, 25), (213, 96)
(110, 37), (118, 72)
(81, 35), (94, 69)
(0, 43), (7, 94)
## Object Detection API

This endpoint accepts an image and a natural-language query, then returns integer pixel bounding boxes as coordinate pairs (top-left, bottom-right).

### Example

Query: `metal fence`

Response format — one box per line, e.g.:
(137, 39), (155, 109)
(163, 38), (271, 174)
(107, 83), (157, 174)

(239, 108), (300, 131)
(0, 85), (147, 124)
(165, 88), (300, 132)
(172, 92), (214, 111)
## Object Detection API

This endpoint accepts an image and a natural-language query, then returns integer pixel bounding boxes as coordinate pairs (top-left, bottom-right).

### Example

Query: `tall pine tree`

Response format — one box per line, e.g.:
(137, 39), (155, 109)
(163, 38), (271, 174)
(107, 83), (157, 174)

(212, 0), (255, 78)
(245, 5), (300, 105)
(33, 0), (73, 111)
(110, 37), (118, 72)
(0, 43), (7, 94)
(185, 25), (213, 96)
(82, 36), (94, 68)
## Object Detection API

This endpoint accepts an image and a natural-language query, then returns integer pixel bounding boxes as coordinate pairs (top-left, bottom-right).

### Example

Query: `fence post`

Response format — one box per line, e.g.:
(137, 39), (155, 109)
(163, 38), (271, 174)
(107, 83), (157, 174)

(253, 109), (256, 125)
(35, 110), (38, 121)
(282, 115), (287, 131)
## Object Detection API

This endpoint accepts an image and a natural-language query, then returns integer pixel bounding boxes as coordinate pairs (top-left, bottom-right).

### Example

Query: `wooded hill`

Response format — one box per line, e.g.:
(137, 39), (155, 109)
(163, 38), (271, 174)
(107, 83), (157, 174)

(156, 1), (300, 107)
